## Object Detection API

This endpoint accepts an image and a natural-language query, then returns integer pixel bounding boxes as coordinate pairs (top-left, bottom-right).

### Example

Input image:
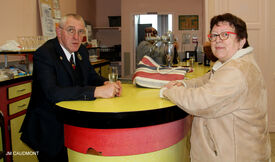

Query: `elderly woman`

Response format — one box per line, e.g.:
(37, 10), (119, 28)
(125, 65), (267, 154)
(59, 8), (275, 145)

(160, 13), (271, 162)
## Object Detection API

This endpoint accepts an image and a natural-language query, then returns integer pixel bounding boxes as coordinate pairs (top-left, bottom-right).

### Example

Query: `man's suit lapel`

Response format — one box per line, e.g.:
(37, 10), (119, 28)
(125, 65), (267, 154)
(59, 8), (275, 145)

(53, 38), (76, 84)
(75, 51), (87, 83)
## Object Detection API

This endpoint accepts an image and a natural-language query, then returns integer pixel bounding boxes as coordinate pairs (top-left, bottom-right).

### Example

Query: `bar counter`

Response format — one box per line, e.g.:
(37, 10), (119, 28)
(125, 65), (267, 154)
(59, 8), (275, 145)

(56, 63), (211, 162)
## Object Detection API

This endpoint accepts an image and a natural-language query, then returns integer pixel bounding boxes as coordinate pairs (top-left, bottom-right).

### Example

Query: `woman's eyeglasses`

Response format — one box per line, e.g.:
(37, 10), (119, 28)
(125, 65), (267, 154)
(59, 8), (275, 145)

(208, 31), (237, 42)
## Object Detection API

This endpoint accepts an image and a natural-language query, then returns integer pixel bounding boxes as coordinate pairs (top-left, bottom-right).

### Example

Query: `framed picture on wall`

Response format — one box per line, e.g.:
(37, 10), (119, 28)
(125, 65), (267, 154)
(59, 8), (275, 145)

(178, 15), (199, 30)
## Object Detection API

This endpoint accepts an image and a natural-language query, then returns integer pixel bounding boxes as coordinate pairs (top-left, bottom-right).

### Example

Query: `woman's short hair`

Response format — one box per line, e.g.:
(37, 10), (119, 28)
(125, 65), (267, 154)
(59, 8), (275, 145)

(210, 13), (249, 48)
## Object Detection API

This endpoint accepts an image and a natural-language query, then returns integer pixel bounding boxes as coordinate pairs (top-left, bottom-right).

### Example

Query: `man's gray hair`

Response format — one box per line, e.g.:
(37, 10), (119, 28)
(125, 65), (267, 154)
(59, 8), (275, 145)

(59, 13), (85, 28)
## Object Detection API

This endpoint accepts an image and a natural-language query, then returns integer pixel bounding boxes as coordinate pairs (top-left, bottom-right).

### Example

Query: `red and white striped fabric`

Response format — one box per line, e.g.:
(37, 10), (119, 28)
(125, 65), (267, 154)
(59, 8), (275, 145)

(133, 56), (190, 88)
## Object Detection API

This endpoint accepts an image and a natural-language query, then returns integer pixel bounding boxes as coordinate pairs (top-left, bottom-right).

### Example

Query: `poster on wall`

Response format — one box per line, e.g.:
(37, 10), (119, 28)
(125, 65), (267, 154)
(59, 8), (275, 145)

(38, 0), (61, 38)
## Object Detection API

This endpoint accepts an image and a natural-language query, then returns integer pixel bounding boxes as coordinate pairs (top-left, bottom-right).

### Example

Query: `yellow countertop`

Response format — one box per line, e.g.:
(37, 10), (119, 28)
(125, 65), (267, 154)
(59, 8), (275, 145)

(184, 63), (211, 79)
(56, 84), (174, 113)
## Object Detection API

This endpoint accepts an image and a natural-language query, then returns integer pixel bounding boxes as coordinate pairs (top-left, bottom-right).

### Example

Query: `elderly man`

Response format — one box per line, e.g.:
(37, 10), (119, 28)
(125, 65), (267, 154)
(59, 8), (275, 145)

(20, 13), (122, 162)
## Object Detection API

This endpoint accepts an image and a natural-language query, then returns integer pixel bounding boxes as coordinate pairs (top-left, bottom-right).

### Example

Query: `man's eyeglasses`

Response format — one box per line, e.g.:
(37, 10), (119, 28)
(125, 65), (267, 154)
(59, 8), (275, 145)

(208, 31), (237, 42)
(60, 26), (86, 37)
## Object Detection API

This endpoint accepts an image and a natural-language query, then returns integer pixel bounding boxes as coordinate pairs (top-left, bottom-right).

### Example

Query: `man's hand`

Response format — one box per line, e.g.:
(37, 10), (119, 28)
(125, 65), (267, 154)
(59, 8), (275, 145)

(95, 81), (122, 98)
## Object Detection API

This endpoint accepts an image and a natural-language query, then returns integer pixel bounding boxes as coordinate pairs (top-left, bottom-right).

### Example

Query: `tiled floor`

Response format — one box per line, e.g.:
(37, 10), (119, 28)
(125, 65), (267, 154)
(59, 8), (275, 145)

(270, 132), (275, 161)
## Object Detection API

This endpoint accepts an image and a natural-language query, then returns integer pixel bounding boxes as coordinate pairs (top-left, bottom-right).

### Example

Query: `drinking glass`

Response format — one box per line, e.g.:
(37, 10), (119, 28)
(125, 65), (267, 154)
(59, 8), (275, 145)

(165, 43), (174, 67)
(108, 66), (118, 82)
(190, 55), (195, 67)
(17, 36), (27, 50)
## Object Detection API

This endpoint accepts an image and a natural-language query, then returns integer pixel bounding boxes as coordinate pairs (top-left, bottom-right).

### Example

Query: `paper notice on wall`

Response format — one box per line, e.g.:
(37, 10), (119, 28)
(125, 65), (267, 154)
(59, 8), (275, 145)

(40, 3), (56, 38)
(53, 9), (61, 19)
(38, 0), (61, 39)
(52, 0), (61, 19)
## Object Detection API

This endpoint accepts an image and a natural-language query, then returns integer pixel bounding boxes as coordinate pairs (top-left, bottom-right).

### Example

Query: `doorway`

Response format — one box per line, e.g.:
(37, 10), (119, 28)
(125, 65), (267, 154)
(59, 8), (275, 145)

(134, 14), (173, 68)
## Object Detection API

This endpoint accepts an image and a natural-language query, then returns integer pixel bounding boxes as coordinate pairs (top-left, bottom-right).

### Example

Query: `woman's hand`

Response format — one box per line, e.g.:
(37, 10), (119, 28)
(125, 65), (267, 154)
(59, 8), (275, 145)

(160, 81), (183, 98)
(164, 81), (184, 89)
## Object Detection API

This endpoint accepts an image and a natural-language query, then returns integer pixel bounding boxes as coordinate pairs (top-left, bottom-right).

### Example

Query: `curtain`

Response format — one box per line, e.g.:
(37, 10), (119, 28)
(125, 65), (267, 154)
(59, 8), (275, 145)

(157, 15), (168, 36)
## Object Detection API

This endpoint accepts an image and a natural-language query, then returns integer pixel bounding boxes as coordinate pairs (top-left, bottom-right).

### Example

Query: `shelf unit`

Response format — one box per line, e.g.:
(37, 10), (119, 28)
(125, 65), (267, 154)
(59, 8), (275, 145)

(93, 27), (121, 31)
(0, 51), (35, 162)
(0, 51), (34, 73)
(91, 27), (122, 77)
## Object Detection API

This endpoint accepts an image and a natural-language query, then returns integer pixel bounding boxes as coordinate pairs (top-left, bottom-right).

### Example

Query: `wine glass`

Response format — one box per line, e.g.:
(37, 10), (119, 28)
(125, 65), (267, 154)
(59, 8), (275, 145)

(108, 66), (118, 82)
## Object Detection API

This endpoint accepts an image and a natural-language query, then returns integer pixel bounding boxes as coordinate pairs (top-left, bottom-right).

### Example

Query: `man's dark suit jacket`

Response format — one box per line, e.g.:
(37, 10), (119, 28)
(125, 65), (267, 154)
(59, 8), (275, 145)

(20, 38), (106, 157)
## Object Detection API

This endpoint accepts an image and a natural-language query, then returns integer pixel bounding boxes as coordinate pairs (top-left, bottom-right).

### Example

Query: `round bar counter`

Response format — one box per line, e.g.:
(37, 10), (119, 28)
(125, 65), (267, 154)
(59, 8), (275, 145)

(56, 84), (191, 162)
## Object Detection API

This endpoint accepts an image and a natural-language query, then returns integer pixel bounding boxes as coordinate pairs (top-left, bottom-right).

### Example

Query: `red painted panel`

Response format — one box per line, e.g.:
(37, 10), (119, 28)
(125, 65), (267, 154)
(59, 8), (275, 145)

(64, 118), (187, 156)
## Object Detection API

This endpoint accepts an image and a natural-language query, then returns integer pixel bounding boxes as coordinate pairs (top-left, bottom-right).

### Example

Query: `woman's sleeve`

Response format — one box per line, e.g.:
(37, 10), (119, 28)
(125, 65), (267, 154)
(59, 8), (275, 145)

(163, 66), (247, 118)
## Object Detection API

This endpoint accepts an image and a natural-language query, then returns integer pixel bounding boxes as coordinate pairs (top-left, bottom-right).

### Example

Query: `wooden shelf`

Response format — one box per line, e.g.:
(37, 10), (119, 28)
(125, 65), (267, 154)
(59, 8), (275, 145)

(93, 27), (121, 31)
(0, 51), (35, 54)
